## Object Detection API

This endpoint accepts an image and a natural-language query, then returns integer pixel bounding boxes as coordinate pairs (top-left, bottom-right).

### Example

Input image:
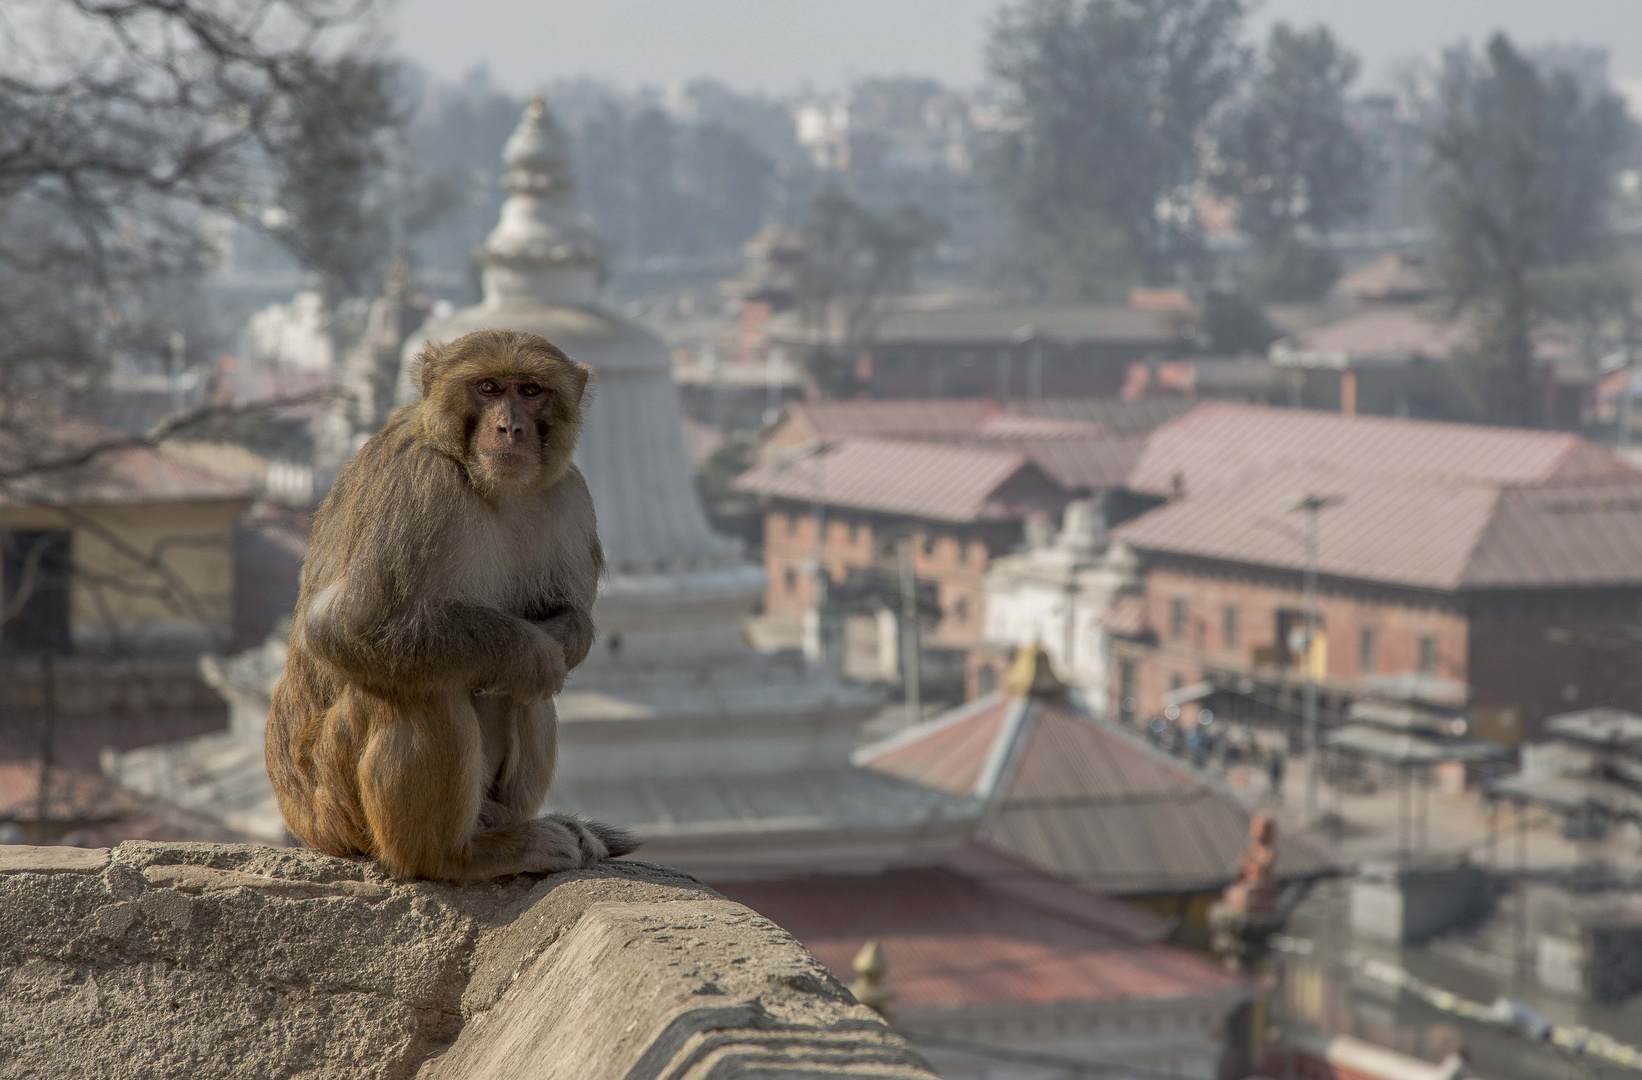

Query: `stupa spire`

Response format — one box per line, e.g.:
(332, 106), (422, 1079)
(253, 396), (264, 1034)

(480, 96), (601, 300)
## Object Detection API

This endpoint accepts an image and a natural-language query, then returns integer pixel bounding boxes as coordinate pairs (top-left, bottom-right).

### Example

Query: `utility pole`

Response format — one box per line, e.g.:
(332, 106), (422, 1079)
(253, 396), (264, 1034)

(1291, 493), (1342, 823)
(898, 536), (922, 728)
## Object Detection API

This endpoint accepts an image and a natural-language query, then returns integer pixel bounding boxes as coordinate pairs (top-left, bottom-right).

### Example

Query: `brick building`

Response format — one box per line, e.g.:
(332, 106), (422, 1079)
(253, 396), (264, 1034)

(766, 302), (1193, 400)
(733, 437), (1072, 648)
(1105, 404), (1642, 743)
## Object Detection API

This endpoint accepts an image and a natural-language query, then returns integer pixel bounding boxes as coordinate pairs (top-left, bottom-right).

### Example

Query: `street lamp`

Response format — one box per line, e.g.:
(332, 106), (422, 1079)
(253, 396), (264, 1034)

(1289, 492), (1344, 823)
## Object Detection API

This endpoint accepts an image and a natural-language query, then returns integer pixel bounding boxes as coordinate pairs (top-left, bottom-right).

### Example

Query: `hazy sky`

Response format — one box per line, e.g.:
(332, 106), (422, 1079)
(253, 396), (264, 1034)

(393, 0), (1642, 96)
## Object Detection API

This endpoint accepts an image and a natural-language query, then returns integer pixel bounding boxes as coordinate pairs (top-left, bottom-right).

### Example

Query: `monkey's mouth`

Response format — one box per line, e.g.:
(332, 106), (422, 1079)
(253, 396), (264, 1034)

(478, 450), (535, 472)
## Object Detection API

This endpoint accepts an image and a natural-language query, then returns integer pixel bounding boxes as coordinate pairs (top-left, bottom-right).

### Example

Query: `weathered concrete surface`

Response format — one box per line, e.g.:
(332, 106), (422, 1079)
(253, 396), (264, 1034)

(0, 843), (936, 1080)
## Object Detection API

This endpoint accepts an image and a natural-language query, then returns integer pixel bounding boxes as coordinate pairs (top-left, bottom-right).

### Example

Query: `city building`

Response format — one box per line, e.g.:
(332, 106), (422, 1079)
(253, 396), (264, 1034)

(0, 412), (256, 660)
(766, 300), (1195, 400)
(1270, 305), (1592, 425)
(734, 436), (1073, 651)
(1106, 404), (1642, 743)
(975, 501), (1143, 707)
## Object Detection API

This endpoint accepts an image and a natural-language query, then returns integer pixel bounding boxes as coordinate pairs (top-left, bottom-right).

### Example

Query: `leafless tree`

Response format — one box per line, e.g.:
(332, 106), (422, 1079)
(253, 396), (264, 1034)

(0, 0), (396, 407)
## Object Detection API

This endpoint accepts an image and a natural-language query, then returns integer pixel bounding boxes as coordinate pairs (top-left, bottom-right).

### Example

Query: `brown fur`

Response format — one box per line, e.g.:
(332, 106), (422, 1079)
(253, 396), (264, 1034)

(266, 328), (637, 882)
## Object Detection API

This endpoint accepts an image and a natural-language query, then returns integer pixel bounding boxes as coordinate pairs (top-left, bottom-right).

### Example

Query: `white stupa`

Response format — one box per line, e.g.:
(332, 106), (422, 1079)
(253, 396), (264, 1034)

(112, 99), (972, 881)
(395, 96), (763, 663)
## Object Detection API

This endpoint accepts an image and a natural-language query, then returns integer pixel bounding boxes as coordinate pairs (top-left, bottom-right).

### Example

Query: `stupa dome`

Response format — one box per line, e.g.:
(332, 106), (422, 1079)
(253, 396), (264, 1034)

(397, 98), (761, 652)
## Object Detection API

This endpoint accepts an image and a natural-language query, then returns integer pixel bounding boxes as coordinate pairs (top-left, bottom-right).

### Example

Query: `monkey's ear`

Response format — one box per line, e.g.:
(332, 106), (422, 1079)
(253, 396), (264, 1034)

(569, 362), (591, 407)
(417, 343), (447, 401)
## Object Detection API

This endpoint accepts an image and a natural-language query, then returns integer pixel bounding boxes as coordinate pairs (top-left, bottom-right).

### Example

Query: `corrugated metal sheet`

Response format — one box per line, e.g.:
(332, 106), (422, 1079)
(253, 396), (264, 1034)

(1007, 397), (1192, 435)
(1115, 468), (1642, 592)
(1127, 402), (1632, 499)
(0, 762), (142, 822)
(979, 434), (1146, 493)
(792, 399), (1001, 442)
(0, 414), (256, 507)
(860, 694), (1339, 896)
(858, 695), (1013, 797)
(1101, 594), (1150, 638)
(869, 304), (1188, 347)
(981, 700), (1337, 895)
(718, 860), (1245, 1012)
(734, 437), (1037, 523)
(1114, 468), (1503, 590)
(1462, 477), (1642, 587)
(1281, 308), (1472, 364)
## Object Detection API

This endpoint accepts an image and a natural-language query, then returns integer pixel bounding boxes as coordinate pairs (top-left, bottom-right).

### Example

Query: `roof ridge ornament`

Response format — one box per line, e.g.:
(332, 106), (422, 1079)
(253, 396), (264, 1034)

(1003, 642), (1065, 699)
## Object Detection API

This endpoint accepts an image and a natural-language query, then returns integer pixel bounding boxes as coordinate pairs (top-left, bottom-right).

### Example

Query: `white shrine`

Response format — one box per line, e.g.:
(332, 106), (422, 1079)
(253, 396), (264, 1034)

(111, 99), (972, 881)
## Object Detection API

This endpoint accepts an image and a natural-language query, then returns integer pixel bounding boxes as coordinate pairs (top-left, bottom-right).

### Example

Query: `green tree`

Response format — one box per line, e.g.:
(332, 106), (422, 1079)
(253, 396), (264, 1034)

(1211, 24), (1372, 300)
(792, 189), (946, 397)
(1427, 34), (1635, 426)
(987, 0), (1249, 296)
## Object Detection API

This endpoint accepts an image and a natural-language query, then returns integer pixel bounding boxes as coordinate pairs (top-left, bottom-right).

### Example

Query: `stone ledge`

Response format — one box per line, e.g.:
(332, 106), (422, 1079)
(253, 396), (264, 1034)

(0, 842), (936, 1080)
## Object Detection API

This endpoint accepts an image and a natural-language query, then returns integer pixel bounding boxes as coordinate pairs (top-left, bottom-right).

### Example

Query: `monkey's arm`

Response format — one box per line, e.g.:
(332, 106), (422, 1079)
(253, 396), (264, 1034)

(307, 585), (563, 697)
(534, 608), (595, 671)
(527, 465), (603, 673)
(299, 440), (565, 697)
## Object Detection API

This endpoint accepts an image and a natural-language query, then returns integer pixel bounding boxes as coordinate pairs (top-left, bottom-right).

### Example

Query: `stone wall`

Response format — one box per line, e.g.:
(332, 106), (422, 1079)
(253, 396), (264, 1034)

(0, 843), (937, 1080)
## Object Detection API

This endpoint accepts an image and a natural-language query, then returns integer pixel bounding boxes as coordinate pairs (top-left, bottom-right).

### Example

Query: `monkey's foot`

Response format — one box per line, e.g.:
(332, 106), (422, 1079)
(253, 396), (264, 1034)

(537, 813), (641, 867)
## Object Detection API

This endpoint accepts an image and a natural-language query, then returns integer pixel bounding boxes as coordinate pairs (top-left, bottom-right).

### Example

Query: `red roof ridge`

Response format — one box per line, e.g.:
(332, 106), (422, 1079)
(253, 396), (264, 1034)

(943, 843), (1173, 942)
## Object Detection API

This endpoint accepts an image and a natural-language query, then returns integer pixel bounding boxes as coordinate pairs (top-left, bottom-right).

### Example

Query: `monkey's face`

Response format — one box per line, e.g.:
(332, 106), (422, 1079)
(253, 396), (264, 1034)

(468, 375), (554, 487)
(415, 330), (591, 498)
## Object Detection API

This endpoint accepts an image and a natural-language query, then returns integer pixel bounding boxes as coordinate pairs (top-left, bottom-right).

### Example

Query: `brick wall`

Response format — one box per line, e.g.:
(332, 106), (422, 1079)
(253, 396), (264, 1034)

(1465, 588), (1642, 741)
(760, 503), (1019, 645)
(1120, 560), (1469, 720)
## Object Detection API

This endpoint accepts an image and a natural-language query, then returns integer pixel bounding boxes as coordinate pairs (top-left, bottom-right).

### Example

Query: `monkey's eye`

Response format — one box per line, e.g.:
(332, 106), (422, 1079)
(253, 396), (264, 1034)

(518, 383), (543, 398)
(476, 379), (502, 395)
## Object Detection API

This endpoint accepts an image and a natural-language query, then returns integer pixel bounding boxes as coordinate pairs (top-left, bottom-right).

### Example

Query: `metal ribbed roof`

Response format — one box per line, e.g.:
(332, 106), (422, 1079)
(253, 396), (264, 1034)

(867, 303), (1188, 346)
(1006, 397), (1193, 435)
(1462, 477), (1642, 587)
(1114, 469), (1642, 592)
(788, 399), (1001, 442)
(734, 437), (1044, 523)
(0, 414), (257, 507)
(861, 694), (1339, 896)
(1127, 402), (1631, 499)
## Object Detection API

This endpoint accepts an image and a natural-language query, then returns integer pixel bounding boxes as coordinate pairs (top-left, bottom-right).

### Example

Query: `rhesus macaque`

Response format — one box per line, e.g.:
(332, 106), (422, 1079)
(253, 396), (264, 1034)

(266, 328), (636, 881)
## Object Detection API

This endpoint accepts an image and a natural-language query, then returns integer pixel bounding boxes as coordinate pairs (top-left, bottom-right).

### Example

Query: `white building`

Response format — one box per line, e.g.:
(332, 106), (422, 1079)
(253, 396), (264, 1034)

(980, 499), (1141, 713)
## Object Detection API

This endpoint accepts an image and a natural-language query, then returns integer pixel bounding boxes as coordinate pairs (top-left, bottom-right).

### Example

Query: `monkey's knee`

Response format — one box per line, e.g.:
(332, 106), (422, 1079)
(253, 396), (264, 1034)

(355, 703), (484, 881)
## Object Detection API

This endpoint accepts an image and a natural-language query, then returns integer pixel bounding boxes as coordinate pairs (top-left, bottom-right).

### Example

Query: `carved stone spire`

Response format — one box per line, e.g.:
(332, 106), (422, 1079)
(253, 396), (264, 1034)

(479, 96), (602, 306)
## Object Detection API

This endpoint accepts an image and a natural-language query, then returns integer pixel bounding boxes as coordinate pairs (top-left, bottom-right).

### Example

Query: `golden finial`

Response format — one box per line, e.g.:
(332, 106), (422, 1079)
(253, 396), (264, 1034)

(1002, 642), (1065, 699)
(849, 940), (895, 1017)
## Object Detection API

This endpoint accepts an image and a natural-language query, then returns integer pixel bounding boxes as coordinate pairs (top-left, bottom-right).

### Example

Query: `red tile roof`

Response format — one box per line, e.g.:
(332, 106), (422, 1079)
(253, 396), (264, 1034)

(984, 434), (1147, 492)
(718, 851), (1245, 1013)
(734, 437), (1049, 523)
(0, 411), (257, 507)
(1463, 477), (1642, 588)
(855, 695), (1012, 797)
(0, 762), (142, 822)
(1101, 593), (1150, 638)
(861, 693), (1338, 895)
(1276, 308), (1469, 365)
(1115, 468), (1642, 591)
(786, 399), (1001, 443)
(1127, 402), (1631, 499)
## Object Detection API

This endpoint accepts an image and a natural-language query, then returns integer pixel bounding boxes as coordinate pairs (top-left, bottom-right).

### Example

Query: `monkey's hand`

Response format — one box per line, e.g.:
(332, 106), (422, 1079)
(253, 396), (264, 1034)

(475, 620), (568, 701)
(531, 607), (596, 672)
